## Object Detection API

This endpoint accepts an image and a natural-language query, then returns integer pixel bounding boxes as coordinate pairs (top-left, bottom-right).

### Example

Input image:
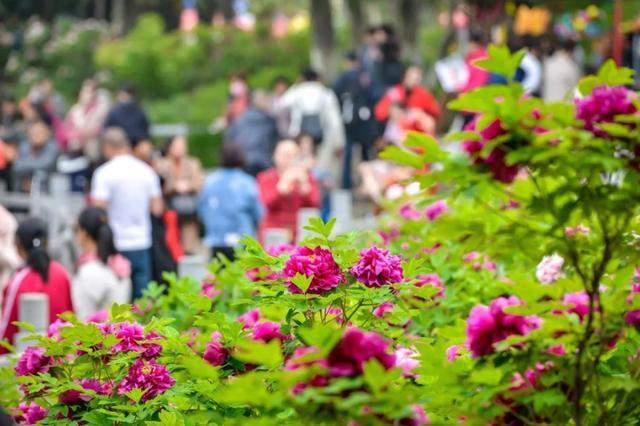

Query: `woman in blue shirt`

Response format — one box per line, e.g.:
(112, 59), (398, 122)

(198, 144), (263, 260)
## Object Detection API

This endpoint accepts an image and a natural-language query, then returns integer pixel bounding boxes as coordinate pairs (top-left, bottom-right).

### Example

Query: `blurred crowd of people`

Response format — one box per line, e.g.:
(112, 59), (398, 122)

(0, 21), (595, 345)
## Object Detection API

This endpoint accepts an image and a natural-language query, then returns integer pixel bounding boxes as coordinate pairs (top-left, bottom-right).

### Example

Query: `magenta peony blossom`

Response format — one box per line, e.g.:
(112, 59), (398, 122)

(59, 379), (112, 404)
(86, 310), (108, 323)
(575, 85), (636, 136)
(350, 247), (403, 288)
(283, 246), (345, 294)
(47, 318), (71, 339)
(237, 309), (260, 330)
(415, 273), (445, 298)
(110, 322), (163, 358)
(395, 346), (420, 377)
(118, 358), (175, 402)
(565, 224), (590, 237)
(377, 228), (400, 245)
(536, 254), (565, 284)
(399, 203), (422, 220)
(625, 310), (640, 328)
(546, 344), (566, 356)
(463, 252), (496, 272)
(17, 402), (47, 425)
(285, 347), (329, 394)
(406, 404), (430, 426)
(15, 346), (52, 376)
(266, 243), (296, 256)
(510, 361), (554, 392)
(632, 268), (640, 294)
(562, 291), (590, 320)
(252, 321), (289, 343)
(373, 302), (395, 317)
(203, 332), (228, 366)
(466, 296), (541, 358)
(424, 200), (448, 221)
(327, 328), (396, 377)
(445, 344), (462, 362)
(201, 277), (221, 299)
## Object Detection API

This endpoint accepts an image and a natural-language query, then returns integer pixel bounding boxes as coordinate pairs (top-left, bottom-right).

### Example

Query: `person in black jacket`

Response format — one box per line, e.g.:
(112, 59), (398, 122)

(334, 52), (378, 189)
(103, 84), (151, 159)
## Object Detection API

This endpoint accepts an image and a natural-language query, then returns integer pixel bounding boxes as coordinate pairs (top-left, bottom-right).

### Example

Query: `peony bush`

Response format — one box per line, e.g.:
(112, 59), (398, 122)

(3, 46), (640, 425)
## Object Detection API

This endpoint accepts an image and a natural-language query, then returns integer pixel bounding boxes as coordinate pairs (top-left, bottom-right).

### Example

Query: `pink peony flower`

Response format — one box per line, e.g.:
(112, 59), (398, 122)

(15, 346), (52, 376)
(399, 203), (422, 220)
(373, 302), (395, 317)
(446, 344), (462, 362)
(461, 118), (519, 183)
(47, 318), (71, 339)
(565, 224), (590, 237)
(252, 321), (289, 343)
(625, 310), (640, 328)
(327, 328), (396, 377)
(378, 228), (400, 245)
(546, 344), (567, 356)
(350, 247), (403, 288)
(266, 244), (296, 256)
(561, 291), (590, 320)
(536, 254), (565, 284)
(203, 332), (228, 366)
(466, 296), (541, 358)
(118, 358), (175, 402)
(285, 347), (329, 394)
(86, 310), (108, 323)
(110, 322), (162, 359)
(406, 404), (430, 426)
(17, 402), (47, 424)
(395, 346), (420, 377)
(510, 361), (554, 392)
(575, 85), (636, 136)
(283, 246), (345, 294)
(415, 273), (445, 298)
(424, 200), (449, 221)
(201, 277), (221, 299)
(632, 267), (640, 294)
(59, 379), (112, 404)
(237, 309), (260, 330)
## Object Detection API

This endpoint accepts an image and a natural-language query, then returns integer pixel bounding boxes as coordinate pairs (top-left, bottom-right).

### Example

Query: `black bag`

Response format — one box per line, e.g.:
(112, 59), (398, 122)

(300, 113), (324, 145)
(168, 194), (199, 217)
(150, 215), (177, 285)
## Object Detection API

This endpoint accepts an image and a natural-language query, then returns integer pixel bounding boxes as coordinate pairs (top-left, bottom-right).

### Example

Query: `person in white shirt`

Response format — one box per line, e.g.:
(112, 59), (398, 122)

(72, 206), (131, 321)
(90, 127), (163, 300)
(542, 39), (581, 102)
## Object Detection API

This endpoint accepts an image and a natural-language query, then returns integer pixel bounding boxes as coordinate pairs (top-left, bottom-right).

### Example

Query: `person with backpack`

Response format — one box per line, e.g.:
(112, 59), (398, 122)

(277, 69), (345, 197)
(0, 218), (74, 344)
(333, 52), (378, 189)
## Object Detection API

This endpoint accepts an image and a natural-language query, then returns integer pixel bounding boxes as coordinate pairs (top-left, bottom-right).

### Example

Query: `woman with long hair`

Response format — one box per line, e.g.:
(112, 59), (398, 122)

(0, 218), (73, 343)
(73, 207), (131, 321)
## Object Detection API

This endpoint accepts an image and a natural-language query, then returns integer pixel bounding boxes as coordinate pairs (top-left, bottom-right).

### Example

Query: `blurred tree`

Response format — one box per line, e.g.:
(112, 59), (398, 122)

(346, 0), (366, 47)
(310, 0), (337, 80)
(395, 0), (421, 64)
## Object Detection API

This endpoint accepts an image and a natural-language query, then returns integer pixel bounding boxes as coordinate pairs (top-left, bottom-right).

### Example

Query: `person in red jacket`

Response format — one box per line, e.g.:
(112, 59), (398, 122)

(257, 139), (321, 243)
(374, 65), (440, 137)
(0, 218), (74, 344)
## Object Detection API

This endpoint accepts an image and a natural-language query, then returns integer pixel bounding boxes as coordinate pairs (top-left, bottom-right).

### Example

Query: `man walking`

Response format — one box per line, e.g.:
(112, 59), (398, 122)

(90, 127), (163, 300)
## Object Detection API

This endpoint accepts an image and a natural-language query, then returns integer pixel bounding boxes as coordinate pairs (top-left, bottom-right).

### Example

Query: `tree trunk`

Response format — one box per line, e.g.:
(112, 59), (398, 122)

(111, 0), (138, 35)
(346, 0), (366, 48)
(310, 0), (337, 81)
(398, 0), (421, 64)
(94, 0), (107, 20)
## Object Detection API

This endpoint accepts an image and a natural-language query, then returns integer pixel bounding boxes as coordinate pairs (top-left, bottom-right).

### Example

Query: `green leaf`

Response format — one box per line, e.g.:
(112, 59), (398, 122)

(125, 388), (144, 403)
(379, 145), (424, 169)
(404, 131), (448, 163)
(303, 217), (336, 238)
(474, 45), (525, 81)
(363, 359), (388, 395)
(290, 273), (313, 293)
(297, 324), (341, 354)
(11, 321), (35, 332)
(470, 366), (503, 385)
(233, 339), (283, 368)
